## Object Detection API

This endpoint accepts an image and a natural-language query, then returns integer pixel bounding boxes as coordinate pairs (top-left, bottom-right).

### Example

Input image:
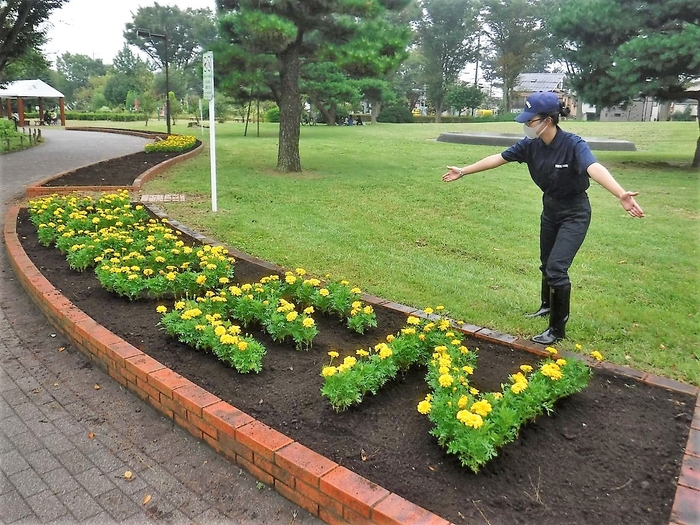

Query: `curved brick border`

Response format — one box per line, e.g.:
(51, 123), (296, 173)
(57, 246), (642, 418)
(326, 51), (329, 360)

(25, 139), (204, 199)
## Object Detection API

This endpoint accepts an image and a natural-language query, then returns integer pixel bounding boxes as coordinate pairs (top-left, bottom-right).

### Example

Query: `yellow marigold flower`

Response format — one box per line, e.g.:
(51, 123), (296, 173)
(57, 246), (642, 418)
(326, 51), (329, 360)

(241, 283), (252, 292)
(322, 366), (337, 377)
(590, 351), (604, 361)
(328, 351), (339, 359)
(541, 363), (563, 380)
(512, 372), (528, 385)
(343, 356), (357, 367)
(319, 288), (329, 297)
(575, 343), (583, 350)
(356, 349), (369, 357)
(378, 346), (393, 360)
(295, 268), (306, 275)
(156, 305), (167, 313)
(195, 324), (206, 331)
(302, 317), (315, 328)
(128, 274), (139, 281)
(471, 400), (492, 417)
(363, 305), (373, 315)
(214, 326), (227, 337)
(174, 301), (185, 310)
(460, 346), (469, 354)
(424, 307), (434, 315)
(545, 346), (558, 355)
(351, 287), (361, 294)
(439, 366), (450, 375)
(386, 334), (395, 342)
(406, 316), (420, 325)
(351, 301), (362, 309)
(401, 327), (416, 335)
(462, 366), (473, 375)
(436, 305), (444, 311)
(520, 365), (533, 373)
(285, 274), (297, 284)
(458, 395), (469, 409)
(511, 381), (528, 394)
(303, 306), (315, 315)
(229, 286), (242, 296)
(556, 359), (567, 366)
(143, 268), (154, 276)
(470, 387), (479, 396)
(493, 392), (503, 399)
(165, 272), (176, 281)
(434, 345), (447, 354)
(219, 277), (229, 284)
(286, 311), (298, 322)
(237, 341), (248, 351)
(228, 325), (241, 334)
(438, 374), (453, 388)
(155, 256), (166, 263)
(457, 410), (483, 429)
(417, 400), (432, 414)
(196, 275), (207, 285)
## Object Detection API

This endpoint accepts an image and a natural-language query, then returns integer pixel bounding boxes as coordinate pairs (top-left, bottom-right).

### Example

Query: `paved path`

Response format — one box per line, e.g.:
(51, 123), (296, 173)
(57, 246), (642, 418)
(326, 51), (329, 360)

(0, 129), (321, 524)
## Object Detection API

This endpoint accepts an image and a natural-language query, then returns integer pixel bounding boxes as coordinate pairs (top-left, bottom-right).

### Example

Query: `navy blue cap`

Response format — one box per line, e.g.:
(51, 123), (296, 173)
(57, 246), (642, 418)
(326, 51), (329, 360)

(515, 91), (561, 123)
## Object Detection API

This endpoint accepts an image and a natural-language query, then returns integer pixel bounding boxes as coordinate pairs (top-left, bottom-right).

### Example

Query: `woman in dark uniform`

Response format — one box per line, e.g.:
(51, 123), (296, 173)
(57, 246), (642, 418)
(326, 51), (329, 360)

(442, 91), (644, 345)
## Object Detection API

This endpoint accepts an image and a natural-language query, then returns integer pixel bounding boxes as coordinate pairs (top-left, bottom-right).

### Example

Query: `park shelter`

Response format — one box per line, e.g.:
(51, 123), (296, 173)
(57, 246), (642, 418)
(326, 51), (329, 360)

(0, 79), (66, 126)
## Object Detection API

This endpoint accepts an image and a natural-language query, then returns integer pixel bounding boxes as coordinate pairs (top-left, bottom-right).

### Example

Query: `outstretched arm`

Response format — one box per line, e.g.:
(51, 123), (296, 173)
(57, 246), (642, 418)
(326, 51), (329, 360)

(442, 154), (508, 182)
(587, 162), (644, 218)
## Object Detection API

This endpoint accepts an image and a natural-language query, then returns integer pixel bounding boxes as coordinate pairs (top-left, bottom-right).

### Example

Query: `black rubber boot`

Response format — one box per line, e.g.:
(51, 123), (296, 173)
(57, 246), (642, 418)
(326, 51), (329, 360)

(525, 276), (551, 318)
(532, 285), (571, 345)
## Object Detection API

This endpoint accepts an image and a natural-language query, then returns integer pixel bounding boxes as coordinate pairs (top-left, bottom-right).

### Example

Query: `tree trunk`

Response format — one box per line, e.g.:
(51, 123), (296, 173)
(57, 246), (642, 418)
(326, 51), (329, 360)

(371, 101), (380, 125)
(277, 45), (302, 172)
(693, 135), (700, 169)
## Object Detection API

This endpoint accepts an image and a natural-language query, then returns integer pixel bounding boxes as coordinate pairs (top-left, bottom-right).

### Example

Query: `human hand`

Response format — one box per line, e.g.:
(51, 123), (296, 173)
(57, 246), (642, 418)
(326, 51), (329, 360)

(620, 191), (644, 218)
(442, 166), (462, 182)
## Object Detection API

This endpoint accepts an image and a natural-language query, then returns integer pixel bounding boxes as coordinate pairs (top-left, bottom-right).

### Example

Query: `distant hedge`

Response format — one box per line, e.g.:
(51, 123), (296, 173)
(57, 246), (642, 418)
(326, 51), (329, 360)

(21, 111), (146, 122)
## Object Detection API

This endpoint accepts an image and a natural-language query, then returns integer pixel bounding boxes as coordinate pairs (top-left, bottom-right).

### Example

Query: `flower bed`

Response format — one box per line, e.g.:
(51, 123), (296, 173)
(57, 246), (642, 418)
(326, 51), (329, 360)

(28, 190), (605, 474)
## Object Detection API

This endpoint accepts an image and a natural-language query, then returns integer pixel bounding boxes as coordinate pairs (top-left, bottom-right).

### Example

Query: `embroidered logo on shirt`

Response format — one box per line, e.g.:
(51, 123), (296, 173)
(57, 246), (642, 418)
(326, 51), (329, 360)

(554, 164), (569, 168)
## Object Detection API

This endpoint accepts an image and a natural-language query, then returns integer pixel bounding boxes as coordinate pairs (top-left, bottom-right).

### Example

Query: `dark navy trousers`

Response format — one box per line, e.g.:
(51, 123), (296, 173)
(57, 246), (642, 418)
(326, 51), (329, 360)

(539, 194), (591, 288)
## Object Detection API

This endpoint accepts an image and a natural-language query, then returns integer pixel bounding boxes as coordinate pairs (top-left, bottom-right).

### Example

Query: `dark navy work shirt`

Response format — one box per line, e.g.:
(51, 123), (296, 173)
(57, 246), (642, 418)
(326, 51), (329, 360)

(501, 127), (598, 200)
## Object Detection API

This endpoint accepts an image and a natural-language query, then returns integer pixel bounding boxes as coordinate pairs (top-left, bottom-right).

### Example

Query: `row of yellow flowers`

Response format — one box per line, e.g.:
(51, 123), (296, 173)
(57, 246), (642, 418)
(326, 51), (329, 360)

(421, 339), (599, 472)
(158, 269), (379, 371)
(145, 134), (197, 153)
(28, 191), (235, 299)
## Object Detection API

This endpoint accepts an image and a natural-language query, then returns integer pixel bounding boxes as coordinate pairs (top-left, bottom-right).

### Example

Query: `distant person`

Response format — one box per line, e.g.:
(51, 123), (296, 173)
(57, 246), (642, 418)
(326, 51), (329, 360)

(347, 115), (354, 126)
(356, 116), (363, 125)
(43, 112), (52, 125)
(442, 91), (644, 345)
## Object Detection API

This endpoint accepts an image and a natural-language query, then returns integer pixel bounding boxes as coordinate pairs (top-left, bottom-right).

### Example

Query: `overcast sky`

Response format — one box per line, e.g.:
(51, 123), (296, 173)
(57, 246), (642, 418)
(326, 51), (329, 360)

(42, 0), (217, 65)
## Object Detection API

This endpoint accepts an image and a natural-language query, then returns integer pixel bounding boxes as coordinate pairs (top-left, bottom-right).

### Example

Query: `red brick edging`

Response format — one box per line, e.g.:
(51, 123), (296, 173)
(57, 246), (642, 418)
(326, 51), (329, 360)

(25, 139), (204, 198)
(5, 202), (700, 524)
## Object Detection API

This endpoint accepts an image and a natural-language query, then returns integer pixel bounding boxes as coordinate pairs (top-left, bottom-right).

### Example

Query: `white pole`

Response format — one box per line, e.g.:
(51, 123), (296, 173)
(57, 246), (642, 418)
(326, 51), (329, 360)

(199, 98), (204, 136)
(209, 97), (217, 213)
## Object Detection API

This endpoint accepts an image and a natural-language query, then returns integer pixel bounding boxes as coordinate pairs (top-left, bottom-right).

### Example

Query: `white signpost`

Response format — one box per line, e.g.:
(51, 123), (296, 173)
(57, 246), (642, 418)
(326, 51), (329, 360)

(203, 51), (217, 212)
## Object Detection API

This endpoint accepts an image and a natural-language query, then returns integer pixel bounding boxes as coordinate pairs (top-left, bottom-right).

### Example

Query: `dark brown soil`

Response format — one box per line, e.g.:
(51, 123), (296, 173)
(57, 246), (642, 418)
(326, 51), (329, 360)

(15, 153), (694, 525)
(41, 141), (201, 187)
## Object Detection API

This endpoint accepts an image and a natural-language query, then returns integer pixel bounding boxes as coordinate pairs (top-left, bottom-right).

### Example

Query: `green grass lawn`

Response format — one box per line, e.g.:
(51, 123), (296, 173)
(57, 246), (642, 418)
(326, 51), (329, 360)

(91, 118), (699, 386)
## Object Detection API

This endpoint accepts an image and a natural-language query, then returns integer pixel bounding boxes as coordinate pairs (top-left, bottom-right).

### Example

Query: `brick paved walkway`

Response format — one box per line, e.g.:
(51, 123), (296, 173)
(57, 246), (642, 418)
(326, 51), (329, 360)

(0, 129), (321, 524)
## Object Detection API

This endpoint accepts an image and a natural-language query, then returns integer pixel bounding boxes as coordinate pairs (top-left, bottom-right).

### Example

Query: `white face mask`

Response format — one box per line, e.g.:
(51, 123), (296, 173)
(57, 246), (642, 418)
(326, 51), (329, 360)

(523, 119), (548, 139)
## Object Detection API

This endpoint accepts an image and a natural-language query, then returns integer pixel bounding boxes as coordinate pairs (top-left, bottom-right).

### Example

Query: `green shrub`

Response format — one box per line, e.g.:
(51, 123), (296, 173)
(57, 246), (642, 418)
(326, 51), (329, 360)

(264, 106), (280, 123)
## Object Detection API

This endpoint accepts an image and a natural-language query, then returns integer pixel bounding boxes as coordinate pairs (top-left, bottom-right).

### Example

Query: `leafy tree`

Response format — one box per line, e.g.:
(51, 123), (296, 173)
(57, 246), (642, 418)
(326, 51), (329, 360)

(480, 0), (547, 112)
(55, 53), (108, 103)
(124, 4), (216, 70)
(104, 46), (152, 108)
(548, 0), (700, 166)
(0, 0), (67, 82)
(137, 91), (157, 125)
(390, 49), (426, 115)
(415, 0), (480, 122)
(215, 0), (412, 172)
(0, 46), (50, 82)
(445, 82), (485, 116)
